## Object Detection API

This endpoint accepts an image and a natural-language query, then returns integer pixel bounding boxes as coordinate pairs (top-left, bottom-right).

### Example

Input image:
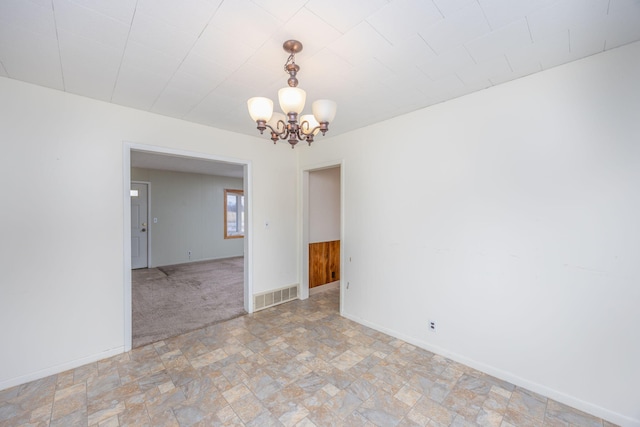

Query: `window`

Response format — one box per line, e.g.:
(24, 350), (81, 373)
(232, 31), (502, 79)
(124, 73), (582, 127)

(224, 189), (244, 239)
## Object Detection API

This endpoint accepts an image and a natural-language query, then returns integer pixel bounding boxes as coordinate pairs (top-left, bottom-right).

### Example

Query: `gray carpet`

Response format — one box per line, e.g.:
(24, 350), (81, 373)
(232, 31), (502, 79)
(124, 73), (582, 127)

(132, 257), (246, 348)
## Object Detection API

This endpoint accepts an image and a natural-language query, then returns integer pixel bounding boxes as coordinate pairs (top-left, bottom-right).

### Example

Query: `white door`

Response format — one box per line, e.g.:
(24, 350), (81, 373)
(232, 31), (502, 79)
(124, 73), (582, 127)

(131, 182), (148, 269)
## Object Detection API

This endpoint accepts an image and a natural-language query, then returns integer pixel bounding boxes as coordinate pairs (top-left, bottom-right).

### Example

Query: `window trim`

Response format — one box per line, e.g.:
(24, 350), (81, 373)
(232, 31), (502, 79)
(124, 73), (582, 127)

(224, 189), (244, 239)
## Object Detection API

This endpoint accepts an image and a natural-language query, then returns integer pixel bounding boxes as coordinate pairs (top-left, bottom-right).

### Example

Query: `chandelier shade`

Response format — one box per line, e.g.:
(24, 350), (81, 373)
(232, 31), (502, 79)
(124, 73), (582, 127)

(312, 100), (337, 123)
(247, 40), (336, 148)
(278, 87), (306, 115)
(247, 97), (273, 122)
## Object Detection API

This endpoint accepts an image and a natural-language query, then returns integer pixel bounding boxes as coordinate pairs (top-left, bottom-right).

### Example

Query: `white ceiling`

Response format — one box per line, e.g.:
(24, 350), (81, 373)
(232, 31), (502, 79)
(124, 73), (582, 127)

(1, 0), (639, 141)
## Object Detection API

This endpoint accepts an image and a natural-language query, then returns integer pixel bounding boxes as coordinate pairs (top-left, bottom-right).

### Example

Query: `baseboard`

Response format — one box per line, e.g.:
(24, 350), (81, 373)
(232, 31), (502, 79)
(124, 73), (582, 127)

(150, 254), (243, 269)
(341, 312), (638, 427)
(254, 284), (299, 312)
(0, 346), (125, 392)
(309, 280), (340, 296)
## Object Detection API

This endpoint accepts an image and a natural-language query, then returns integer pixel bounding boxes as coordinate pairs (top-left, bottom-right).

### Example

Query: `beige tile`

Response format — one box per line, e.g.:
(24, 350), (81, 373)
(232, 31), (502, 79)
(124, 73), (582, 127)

(0, 288), (613, 427)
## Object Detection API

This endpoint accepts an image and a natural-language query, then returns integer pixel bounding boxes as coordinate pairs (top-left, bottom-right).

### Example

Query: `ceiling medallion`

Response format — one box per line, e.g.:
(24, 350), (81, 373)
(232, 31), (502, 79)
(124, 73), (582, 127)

(247, 40), (337, 148)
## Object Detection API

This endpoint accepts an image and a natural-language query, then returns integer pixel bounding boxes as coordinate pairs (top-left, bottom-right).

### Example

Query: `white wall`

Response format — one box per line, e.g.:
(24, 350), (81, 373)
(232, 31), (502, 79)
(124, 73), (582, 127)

(309, 167), (341, 243)
(298, 41), (640, 426)
(131, 168), (243, 266)
(0, 76), (298, 390)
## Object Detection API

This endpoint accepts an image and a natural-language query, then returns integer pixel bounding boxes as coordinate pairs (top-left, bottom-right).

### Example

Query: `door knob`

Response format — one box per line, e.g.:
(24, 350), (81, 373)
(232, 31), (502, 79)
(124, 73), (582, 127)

(141, 228), (146, 232)
(142, 222), (147, 226)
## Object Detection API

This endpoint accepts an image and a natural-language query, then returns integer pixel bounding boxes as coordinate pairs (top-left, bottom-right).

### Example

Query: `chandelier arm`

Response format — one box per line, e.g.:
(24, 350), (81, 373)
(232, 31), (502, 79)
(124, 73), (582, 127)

(300, 125), (321, 136)
(264, 121), (288, 138)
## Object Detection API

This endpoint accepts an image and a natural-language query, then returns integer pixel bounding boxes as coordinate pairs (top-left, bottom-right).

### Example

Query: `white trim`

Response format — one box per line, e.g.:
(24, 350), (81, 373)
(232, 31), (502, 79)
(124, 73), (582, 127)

(123, 142), (254, 353)
(341, 311), (639, 427)
(299, 160), (345, 316)
(0, 346), (124, 391)
(123, 148), (132, 351)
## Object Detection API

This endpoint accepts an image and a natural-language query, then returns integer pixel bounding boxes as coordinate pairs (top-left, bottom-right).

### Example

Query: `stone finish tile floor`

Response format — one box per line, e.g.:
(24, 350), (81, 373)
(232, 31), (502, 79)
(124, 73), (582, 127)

(0, 288), (618, 427)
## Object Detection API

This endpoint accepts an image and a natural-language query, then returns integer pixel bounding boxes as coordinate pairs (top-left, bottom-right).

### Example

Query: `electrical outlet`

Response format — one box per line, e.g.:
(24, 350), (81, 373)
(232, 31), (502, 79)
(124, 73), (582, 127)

(188, 250), (192, 259)
(429, 320), (436, 332)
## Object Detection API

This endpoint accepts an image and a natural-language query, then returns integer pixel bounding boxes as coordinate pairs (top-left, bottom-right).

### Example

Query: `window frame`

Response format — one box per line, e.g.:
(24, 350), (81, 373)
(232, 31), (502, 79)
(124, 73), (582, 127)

(224, 189), (245, 239)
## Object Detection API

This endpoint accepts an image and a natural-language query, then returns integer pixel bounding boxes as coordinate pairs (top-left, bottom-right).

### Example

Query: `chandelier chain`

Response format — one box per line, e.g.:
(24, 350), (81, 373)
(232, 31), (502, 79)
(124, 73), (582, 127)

(284, 53), (296, 71)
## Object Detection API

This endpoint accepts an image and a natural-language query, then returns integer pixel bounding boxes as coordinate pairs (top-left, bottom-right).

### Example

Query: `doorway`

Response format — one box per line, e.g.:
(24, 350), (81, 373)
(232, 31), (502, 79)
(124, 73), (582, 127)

(123, 143), (252, 351)
(301, 162), (343, 314)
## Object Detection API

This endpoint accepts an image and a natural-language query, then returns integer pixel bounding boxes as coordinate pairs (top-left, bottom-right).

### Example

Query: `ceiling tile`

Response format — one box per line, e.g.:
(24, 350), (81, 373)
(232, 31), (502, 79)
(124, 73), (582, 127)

(163, 68), (219, 97)
(569, 20), (607, 58)
(273, 7), (343, 58)
(465, 18), (532, 63)
(477, 0), (557, 29)
(417, 45), (476, 80)
(58, 29), (121, 101)
(298, 48), (352, 97)
(152, 85), (204, 118)
(526, 0), (609, 43)
(0, 24), (63, 90)
(53, 0), (130, 51)
(367, 0), (443, 45)
(128, 12), (197, 59)
(120, 41), (182, 78)
(210, 80), (256, 110)
(431, 0), (477, 18)
(605, 0), (640, 48)
(63, 0), (136, 24)
(374, 35), (438, 73)
(327, 21), (393, 64)
(305, 0), (389, 33)
(251, 0), (308, 22)
(419, 2), (491, 54)
(112, 65), (171, 110)
(184, 91), (240, 125)
(0, 0), (56, 37)
(177, 52), (232, 87)
(456, 54), (512, 86)
(505, 29), (570, 73)
(228, 62), (282, 92)
(343, 58), (394, 88)
(206, 0), (282, 50)
(190, 26), (255, 69)
(136, 0), (221, 37)
(415, 73), (464, 100)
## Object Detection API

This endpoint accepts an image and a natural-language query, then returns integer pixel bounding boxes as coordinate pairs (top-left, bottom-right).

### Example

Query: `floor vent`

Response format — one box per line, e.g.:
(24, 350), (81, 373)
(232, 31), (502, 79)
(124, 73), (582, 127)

(254, 285), (298, 312)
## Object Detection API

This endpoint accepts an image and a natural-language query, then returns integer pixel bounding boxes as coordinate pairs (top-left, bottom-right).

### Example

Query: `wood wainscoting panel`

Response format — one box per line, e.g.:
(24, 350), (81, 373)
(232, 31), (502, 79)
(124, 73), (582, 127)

(309, 240), (340, 288)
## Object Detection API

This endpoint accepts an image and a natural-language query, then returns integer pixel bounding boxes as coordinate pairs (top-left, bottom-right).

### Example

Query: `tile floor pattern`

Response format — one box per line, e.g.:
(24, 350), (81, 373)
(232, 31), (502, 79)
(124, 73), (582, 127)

(0, 288), (617, 427)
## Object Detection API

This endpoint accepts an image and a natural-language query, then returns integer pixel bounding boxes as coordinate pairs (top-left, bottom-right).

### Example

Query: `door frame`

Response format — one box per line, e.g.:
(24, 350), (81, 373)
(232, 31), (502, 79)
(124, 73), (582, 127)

(123, 142), (253, 352)
(130, 181), (151, 269)
(300, 160), (345, 315)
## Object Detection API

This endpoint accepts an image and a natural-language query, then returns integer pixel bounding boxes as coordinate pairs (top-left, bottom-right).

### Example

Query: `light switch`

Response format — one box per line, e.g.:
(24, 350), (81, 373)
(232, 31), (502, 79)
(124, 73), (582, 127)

(153, 218), (158, 223)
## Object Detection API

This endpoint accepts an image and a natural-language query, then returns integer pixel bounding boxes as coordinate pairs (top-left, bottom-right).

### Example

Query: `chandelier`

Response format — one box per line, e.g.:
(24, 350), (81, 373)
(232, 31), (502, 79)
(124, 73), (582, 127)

(247, 40), (337, 148)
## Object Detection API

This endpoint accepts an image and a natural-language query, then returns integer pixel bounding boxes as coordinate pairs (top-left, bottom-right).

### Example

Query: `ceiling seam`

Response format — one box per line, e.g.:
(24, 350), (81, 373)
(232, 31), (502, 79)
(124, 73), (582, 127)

(51, 0), (66, 91)
(525, 16), (534, 44)
(475, 0), (493, 32)
(109, 0), (139, 102)
(0, 60), (9, 78)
